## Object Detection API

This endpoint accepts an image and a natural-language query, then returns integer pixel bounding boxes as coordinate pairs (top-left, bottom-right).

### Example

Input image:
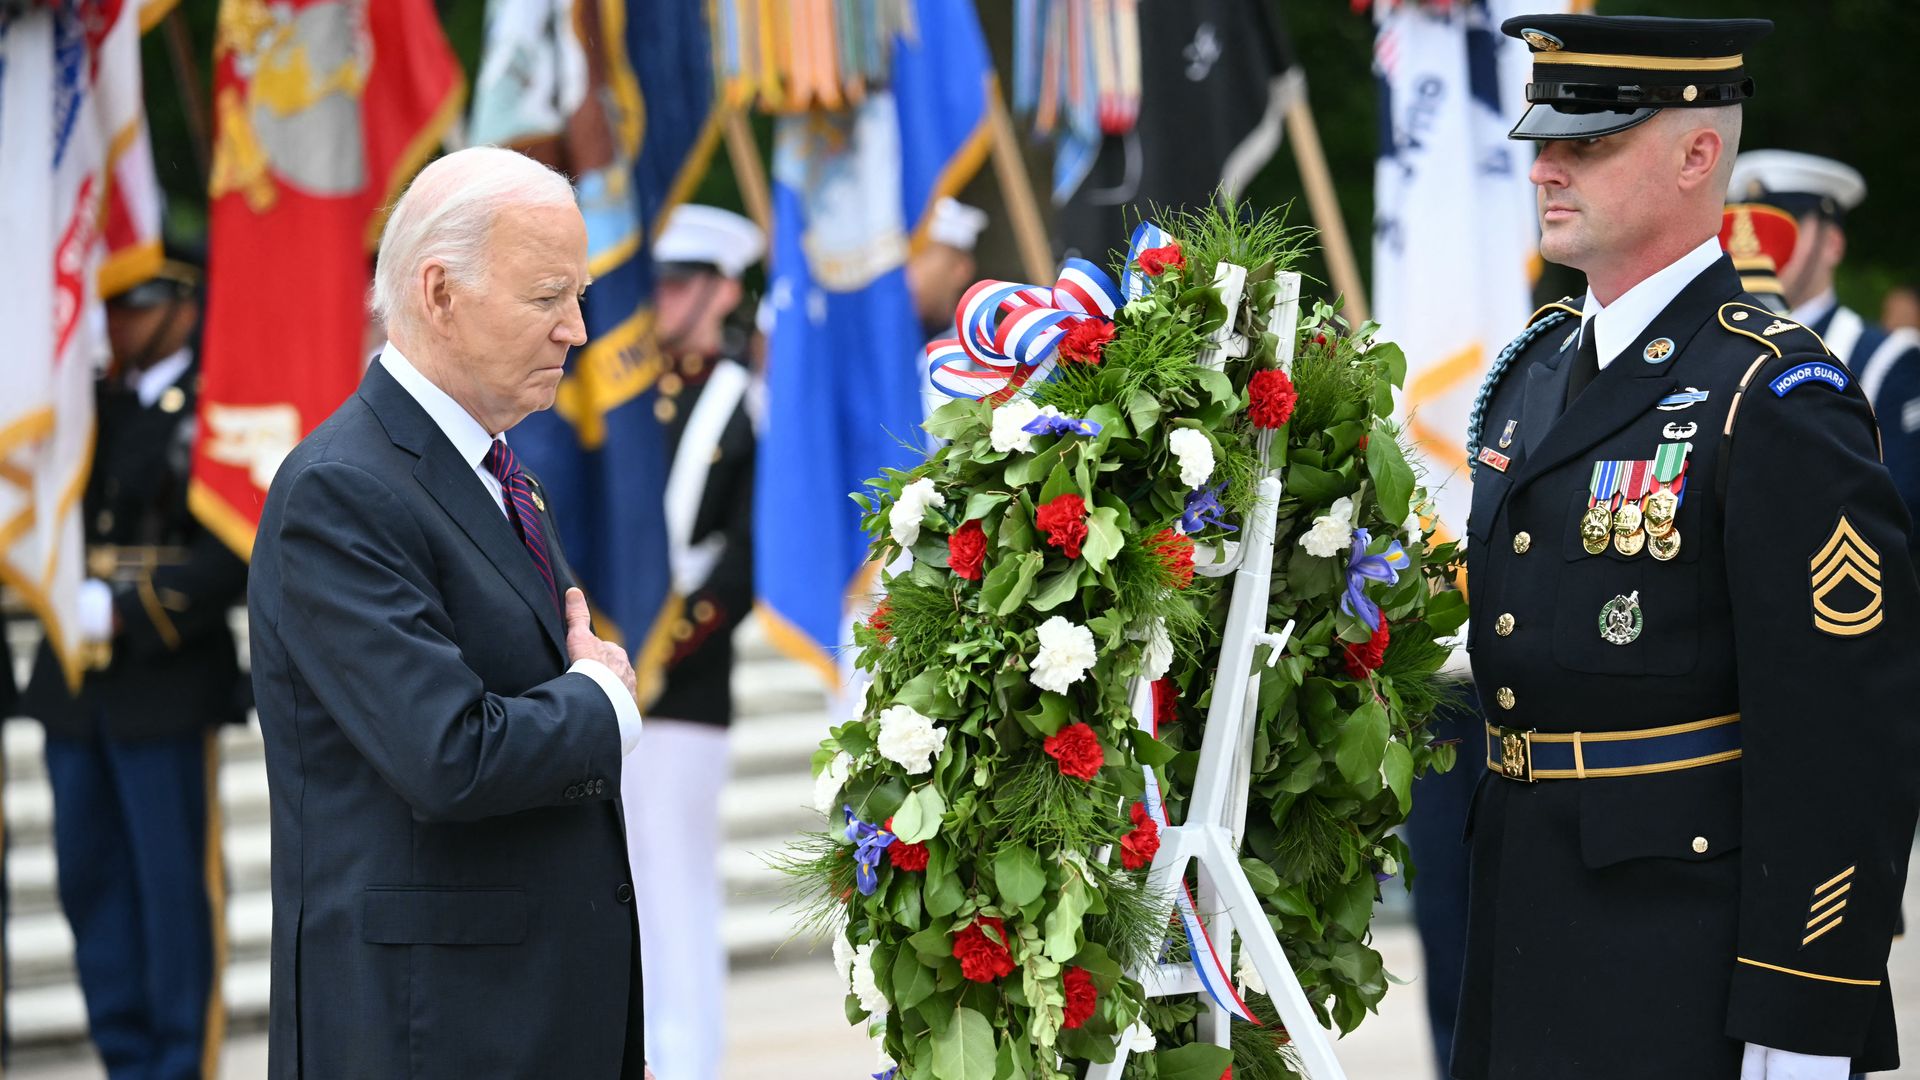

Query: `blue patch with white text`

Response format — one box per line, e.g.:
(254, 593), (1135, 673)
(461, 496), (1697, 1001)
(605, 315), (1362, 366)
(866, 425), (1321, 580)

(1770, 363), (1849, 398)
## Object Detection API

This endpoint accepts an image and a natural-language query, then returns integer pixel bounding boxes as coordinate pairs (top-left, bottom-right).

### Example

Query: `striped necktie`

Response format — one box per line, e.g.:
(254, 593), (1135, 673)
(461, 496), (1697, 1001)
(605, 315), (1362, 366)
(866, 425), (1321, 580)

(483, 439), (559, 613)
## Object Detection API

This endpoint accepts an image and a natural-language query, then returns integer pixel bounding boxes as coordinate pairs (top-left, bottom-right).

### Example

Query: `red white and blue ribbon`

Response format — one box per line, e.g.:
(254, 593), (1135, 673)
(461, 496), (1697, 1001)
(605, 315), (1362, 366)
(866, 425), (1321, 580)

(1121, 219), (1174, 301)
(1139, 763), (1259, 1024)
(926, 257), (1125, 400)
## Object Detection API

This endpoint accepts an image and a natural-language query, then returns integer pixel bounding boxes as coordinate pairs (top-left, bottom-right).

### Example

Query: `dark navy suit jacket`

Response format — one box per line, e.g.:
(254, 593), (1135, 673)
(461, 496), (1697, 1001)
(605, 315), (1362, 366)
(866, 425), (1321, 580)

(249, 360), (640, 1078)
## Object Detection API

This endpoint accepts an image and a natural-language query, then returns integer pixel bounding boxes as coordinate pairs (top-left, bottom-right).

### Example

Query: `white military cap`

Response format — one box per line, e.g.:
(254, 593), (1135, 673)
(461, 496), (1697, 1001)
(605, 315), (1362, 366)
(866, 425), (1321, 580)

(654, 204), (765, 278)
(1729, 150), (1867, 221)
(927, 197), (989, 252)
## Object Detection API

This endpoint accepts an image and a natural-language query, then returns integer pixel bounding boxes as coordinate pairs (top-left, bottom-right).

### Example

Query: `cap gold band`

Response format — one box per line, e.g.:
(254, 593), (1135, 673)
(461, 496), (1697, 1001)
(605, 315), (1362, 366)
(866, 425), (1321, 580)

(1535, 51), (1743, 72)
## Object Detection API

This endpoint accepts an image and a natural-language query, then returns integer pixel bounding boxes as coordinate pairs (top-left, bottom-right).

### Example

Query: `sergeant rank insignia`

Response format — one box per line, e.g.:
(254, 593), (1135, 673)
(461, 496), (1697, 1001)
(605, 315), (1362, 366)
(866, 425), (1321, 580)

(1810, 514), (1883, 637)
(1598, 590), (1644, 645)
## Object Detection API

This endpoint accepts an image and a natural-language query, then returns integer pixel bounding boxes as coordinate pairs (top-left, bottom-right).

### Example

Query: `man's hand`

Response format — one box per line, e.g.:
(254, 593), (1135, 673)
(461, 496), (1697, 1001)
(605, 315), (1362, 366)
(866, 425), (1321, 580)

(564, 587), (636, 698)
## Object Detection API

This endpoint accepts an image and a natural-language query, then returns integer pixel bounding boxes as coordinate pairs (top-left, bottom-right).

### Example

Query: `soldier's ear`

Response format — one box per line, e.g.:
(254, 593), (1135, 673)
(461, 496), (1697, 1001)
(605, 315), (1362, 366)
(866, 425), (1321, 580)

(1677, 124), (1726, 194)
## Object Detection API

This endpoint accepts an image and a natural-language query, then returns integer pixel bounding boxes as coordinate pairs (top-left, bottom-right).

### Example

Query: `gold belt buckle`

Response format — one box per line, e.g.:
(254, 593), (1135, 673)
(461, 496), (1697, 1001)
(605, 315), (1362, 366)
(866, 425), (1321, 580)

(1496, 725), (1535, 783)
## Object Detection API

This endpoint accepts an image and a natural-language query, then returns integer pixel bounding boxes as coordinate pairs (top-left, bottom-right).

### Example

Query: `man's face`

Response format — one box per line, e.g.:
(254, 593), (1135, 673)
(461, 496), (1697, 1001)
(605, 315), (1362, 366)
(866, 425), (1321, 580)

(654, 270), (743, 357)
(1529, 120), (1678, 272)
(445, 202), (589, 431)
(1777, 212), (1844, 307)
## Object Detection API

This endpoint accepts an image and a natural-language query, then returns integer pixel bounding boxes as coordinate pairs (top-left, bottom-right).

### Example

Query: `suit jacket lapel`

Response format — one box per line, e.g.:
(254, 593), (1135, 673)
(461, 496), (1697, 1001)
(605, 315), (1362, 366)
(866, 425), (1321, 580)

(1512, 256), (1743, 493)
(1521, 330), (1578, 457)
(359, 363), (570, 659)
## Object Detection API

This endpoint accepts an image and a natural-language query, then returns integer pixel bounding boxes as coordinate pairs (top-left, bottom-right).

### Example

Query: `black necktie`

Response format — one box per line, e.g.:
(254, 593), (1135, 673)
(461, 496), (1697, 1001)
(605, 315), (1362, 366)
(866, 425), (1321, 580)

(1565, 322), (1600, 407)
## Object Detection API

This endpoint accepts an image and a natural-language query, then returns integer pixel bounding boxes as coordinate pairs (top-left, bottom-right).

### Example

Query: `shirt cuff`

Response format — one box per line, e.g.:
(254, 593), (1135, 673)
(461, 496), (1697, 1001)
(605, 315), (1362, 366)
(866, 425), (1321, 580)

(78, 578), (115, 642)
(569, 658), (642, 757)
(1745, 1045), (1851, 1080)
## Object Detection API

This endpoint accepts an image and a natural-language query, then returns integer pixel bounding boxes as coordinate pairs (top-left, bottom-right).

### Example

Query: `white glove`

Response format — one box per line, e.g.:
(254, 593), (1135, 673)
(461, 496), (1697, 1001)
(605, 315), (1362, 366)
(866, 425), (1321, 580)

(77, 578), (115, 643)
(1741, 1043), (1852, 1080)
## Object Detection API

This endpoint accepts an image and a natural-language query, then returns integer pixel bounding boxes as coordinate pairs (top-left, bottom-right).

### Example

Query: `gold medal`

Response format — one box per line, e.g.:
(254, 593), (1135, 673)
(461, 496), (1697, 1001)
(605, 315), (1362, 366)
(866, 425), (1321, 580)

(1644, 489), (1679, 536)
(1613, 501), (1644, 537)
(1580, 504), (1613, 554)
(1650, 527), (1682, 562)
(1613, 528), (1646, 557)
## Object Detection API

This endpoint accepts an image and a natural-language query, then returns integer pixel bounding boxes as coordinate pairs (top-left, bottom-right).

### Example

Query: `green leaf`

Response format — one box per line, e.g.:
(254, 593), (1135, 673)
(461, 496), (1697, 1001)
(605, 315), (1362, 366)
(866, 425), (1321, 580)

(1027, 692), (1072, 736)
(1027, 566), (1084, 613)
(1154, 1042), (1235, 1080)
(925, 841), (966, 918)
(1284, 462), (1354, 505)
(1335, 699), (1392, 787)
(932, 1006), (996, 1080)
(1038, 459), (1079, 505)
(1004, 439), (1067, 487)
(894, 786), (946, 844)
(925, 397), (988, 440)
(1192, 367), (1235, 405)
(894, 670), (956, 716)
(993, 843), (1047, 908)
(1080, 506), (1124, 571)
(999, 500), (1035, 552)
(1285, 541), (1344, 601)
(1367, 424), (1416, 525)
(1125, 728), (1178, 767)
(1328, 873), (1376, 939)
(1125, 390), (1163, 435)
(893, 945), (938, 1011)
(981, 551), (1043, 615)
(1424, 588), (1469, 637)
(963, 491), (1012, 523)
(1384, 738), (1415, 815)
(1370, 340), (1409, 388)
(1240, 857), (1281, 897)
(909, 923), (955, 962)
(889, 873), (923, 926)
(1043, 875), (1090, 962)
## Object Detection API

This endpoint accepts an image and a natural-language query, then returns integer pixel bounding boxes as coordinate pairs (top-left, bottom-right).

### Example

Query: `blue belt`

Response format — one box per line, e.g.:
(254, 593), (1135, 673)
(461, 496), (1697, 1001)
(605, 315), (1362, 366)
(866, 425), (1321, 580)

(1485, 714), (1741, 782)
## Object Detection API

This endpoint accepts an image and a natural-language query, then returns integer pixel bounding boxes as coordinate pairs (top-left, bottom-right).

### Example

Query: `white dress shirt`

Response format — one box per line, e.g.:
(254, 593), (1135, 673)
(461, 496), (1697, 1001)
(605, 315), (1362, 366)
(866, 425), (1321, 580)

(380, 344), (642, 758)
(1790, 288), (1838, 333)
(1579, 235), (1725, 369)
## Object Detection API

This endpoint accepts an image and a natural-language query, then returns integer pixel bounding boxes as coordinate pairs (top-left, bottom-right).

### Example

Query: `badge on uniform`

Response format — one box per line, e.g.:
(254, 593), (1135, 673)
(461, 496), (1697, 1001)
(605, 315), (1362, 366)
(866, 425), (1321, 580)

(1770, 362), (1849, 398)
(1598, 590), (1643, 645)
(1809, 514), (1883, 637)
(530, 488), (547, 512)
(1477, 446), (1512, 473)
(1577, 442), (1691, 559)
(1582, 460), (1621, 555)
(1499, 419), (1518, 449)
(1658, 388), (1709, 411)
(1642, 337), (1675, 363)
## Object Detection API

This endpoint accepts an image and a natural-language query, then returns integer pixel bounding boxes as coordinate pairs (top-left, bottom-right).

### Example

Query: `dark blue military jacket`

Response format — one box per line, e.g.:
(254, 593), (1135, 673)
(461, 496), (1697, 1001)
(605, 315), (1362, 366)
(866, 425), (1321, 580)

(1455, 255), (1920, 1079)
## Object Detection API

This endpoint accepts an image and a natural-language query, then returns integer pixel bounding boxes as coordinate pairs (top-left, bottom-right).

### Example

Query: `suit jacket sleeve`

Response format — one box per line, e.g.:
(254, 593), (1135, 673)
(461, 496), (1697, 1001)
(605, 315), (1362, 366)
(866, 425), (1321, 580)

(1722, 347), (1920, 1056)
(112, 529), (249, 662)
(273, 460), (622, 823)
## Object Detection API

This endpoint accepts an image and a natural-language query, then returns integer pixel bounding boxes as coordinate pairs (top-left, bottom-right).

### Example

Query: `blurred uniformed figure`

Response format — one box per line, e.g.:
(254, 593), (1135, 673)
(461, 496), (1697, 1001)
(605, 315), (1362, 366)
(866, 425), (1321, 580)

(1731, 150), (1920, 547)
(1719, 201), (1798, 312)
(622, 204), (763, 1080)
(1461, 16), (1919, 1080)
(19, 250), (247, 1080)
(907, 197), (989, 419)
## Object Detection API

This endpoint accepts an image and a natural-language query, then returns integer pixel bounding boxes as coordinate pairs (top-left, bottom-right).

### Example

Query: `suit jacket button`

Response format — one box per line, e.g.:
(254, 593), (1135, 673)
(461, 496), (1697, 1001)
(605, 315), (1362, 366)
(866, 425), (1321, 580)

(1692, 836), (1709, 854)
(1512, 531), (1532, 555)
(616, 883), (634, 903)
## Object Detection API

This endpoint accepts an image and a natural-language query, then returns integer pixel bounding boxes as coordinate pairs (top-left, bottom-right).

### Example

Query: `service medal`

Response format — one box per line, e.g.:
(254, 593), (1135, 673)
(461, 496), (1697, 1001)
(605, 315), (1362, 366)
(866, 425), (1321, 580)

(1581, 505), (1613, 554)
(1598, 590), (1644, 645)
(1650, 527), (1683, 562)
(1584, 460), (1623, 555)
(1644, 489), (1680, 535)
(1614, 459), (1652, 539)
(1613, 527), (1647, 557)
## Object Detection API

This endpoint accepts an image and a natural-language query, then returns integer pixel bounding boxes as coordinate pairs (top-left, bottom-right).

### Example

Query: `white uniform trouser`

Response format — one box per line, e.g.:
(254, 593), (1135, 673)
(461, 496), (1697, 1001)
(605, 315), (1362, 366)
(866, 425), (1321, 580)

(625, 718), (730, 1080)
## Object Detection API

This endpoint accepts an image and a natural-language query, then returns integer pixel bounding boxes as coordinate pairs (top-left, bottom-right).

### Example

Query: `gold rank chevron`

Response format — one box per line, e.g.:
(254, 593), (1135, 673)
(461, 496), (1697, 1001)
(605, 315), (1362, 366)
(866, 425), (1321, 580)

(1803, 866), (1855, 947)
(1810, 516), (1883, 637)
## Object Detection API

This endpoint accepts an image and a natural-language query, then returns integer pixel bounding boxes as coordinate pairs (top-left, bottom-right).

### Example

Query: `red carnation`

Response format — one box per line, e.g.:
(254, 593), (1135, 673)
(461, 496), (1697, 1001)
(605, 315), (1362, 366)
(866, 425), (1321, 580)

(882, 817), (929, 871)
(948, 519), (988, 581)
(1044, 722), (1106, 781)
(1151, 677), (1179, 728)
(1057, 318), (1115, 365)
(953, 916), (1017, 983)
(1119, 801), (1161, 871)
(867, 599), (893, 644)
(1062, 966), (1098, 1029)
(1356, 434), (1370, 451)
(1343, 617), (1391, 680)
(1150, 529), (1195, 589)
(1035, 493), (1090, 559)
(1248, 368), (1298, 429)
(1137, 243), (1186, 276)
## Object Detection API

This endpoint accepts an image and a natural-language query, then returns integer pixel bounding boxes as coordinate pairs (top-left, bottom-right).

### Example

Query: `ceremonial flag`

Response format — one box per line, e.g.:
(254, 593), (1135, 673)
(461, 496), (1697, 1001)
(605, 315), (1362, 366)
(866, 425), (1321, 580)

(1373, 0), (1551, 544)
(191, 0), (463, 557)
(754, 0), (995, 685)
(98, 0), (165, 300)
(1050, 0), (1297, 264)
(0, 0), (151, 688)
(471, 0), (721, 696)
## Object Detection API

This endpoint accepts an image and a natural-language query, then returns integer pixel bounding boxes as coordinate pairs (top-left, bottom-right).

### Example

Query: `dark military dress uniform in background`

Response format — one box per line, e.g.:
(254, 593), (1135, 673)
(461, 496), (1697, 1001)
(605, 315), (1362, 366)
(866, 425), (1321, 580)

(1456, 15), (1920, 1080)
(18, 350), (247, 1080)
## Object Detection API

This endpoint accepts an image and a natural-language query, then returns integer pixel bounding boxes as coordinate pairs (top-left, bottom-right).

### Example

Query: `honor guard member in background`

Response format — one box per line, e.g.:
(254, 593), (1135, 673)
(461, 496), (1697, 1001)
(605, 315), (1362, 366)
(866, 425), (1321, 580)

(1731, 150), (1920, 546)
(19, 249), (247, 1080)
(1460, 16), (1920, 1080)
(622, 203), (764, 1080)
(1719, 201), (1798, 312)
(908, 197), (989, 419)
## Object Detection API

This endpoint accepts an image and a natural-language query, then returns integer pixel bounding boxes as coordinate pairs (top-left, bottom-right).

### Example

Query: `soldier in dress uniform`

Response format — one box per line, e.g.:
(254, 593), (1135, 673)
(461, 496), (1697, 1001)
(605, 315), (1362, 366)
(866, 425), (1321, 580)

(621, 204), (763, 1080)
(18, 250), (247, 1080)
(1459, 16), (1920, 1080)
(1720, 201), (1798, 312)
(1730, 150), (1920, 552)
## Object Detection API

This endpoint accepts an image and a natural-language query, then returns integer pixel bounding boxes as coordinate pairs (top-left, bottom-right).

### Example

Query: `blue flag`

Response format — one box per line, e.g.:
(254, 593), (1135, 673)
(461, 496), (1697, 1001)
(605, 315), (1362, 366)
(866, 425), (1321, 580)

(472, 0), (719, 696)
(755, 1), (995, 683)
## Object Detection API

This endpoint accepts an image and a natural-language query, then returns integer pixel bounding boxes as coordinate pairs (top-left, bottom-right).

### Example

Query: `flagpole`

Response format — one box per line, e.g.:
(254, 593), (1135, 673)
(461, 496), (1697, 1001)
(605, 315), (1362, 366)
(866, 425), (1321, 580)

(1283, 89), (1369, 323)
(723, 110), (774, 242)
(985, 77), (1054, 283)
(162, 8), (211, 186)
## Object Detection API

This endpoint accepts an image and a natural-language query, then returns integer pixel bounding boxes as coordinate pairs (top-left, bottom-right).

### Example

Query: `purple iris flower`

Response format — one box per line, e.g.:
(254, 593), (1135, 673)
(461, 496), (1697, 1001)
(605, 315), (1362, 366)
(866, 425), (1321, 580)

(843, 806), (895, 896)
(1340, 527), (1410, 632)
(873, 1069), (899, 1080)
(1180, 483), (1237, 535)
(1022, 412), (1102, 437)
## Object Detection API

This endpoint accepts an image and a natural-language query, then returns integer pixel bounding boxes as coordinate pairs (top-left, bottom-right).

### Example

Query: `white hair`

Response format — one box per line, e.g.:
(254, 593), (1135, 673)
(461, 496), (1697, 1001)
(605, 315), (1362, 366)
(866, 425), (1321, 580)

(371, 146), (577, 337)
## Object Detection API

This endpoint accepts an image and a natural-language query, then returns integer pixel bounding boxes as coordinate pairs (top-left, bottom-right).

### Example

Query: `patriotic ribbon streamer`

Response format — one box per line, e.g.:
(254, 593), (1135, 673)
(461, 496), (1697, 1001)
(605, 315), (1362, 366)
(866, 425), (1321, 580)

(926, 257), (1125, 400)
(1139, 764), (1259, 1024)
(1121, 219), (1175, 301)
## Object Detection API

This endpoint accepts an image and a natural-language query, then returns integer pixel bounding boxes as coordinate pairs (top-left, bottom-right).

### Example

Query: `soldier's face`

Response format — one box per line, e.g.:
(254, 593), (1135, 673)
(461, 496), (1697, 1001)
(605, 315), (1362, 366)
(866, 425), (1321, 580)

(443, 203), (590, 433)
(1529, 122), (1674, 274)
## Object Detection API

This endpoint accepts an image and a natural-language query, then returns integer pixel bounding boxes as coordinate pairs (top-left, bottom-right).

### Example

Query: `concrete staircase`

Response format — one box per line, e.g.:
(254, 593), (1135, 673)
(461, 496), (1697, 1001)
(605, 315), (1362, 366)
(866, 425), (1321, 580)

(3, 614), (839, 1050)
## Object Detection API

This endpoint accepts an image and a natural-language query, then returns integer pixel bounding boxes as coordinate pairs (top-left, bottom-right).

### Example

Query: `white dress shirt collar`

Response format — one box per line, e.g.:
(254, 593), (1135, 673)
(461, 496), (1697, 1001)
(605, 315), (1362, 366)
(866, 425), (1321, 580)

(1581, 236), (1725, 370)
(379, 344), (497, 471)
(133, 349), (193, 408)
(1790, 288), (1838, 330)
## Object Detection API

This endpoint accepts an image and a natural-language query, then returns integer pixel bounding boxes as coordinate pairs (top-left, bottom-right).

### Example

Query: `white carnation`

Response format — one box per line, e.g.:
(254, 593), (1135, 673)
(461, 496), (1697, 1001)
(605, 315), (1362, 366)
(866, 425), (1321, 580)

(832, 927), (857, 985)
(1138, 617), (1173, 681)
(1130, 1025), (1158, 1052)
(1167, 428), (1216, 488)
(813, 750), (853, 815)
(990, 399), (1045, 453)
(1236, 949), (1267, 996)
(876, 705), (947, 775)
(1299, 495), (1357, 559)
(851, 942), (889, 1018)
(1030, 615), (1098, 694)
(888, 478), (947, 547)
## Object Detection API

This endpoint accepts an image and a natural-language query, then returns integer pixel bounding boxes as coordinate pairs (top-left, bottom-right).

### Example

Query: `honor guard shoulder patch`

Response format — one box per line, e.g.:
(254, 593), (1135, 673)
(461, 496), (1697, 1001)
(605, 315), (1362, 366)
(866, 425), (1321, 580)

(1810, 514), (1883, 637)
(1719, 302), (1833, 358)
(1770, 362), (1850, 398)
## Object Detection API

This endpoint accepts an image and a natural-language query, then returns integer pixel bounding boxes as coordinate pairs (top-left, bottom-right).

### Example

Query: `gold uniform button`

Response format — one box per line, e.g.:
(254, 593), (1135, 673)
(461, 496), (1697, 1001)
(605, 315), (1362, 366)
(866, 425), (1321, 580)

(654, 397), (678, 423)
(159, 386), (186, 413)
(660, 372), (684, 397)
(1512, 531), (1532, 554)
(1692, 836), (1709, 854)
(692, 599), (716, 623)
(1495, 687), (1516, 710)
(96, 510), (114, 533)
(1495, 613), (1515, 637)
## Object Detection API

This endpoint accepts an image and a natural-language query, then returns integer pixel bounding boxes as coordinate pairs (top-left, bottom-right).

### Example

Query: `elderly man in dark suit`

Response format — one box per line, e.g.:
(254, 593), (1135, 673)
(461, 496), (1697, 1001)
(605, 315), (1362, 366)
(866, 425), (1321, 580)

(249, 146), (650, 1079)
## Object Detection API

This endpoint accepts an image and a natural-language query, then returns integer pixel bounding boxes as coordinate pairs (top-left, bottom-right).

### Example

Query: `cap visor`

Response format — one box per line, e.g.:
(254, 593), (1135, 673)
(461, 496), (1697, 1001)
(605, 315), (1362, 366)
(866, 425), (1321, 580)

(1508, 103), (1659, 141)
